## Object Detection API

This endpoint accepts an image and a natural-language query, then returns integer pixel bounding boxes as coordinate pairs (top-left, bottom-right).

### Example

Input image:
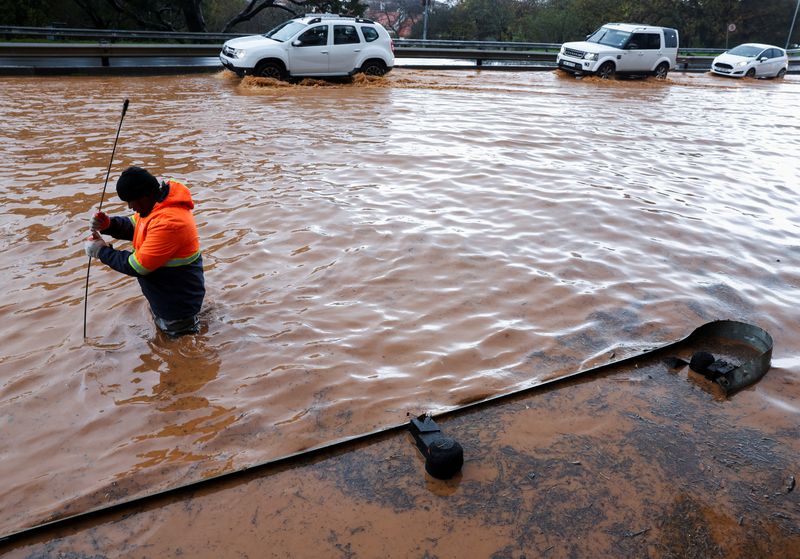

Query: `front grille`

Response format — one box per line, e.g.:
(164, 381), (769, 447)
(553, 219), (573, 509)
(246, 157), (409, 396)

(714, 62), (733, 71)
(564, 48), (585, 58)
(223, 45), (236, 57)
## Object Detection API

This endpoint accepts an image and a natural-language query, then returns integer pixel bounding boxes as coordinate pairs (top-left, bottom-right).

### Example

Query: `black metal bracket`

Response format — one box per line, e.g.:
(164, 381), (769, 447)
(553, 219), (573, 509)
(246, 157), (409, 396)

(409, 414), (463, 479)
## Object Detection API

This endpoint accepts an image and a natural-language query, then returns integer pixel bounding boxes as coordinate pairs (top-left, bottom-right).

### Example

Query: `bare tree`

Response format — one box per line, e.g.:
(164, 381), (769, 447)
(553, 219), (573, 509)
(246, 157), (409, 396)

(108, 0), (181, 30)
(66, 0), (364, 33)
(365, 0), (423, 37)
(223, 0), (367, 32)
(222, 0), (301, 32)
(179, 0), (205, 31)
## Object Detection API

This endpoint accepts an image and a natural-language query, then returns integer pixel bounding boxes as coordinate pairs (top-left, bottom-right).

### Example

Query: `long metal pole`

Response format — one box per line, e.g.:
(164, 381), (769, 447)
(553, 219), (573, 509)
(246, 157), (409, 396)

(83, 98), (129, 338)
(787, 0), (800, 49)
(423, 0), (429, 40)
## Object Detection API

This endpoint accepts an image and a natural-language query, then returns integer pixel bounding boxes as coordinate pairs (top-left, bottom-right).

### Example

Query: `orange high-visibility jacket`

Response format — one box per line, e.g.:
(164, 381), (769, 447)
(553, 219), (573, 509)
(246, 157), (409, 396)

(98, 179), (205, 320)
(127, 180), (201, 275)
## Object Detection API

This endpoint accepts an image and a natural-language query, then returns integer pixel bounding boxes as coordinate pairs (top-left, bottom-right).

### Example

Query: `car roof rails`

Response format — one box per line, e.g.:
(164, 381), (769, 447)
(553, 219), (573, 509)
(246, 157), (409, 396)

(305, 13), (342, 19)
(303, 13), (373, 24)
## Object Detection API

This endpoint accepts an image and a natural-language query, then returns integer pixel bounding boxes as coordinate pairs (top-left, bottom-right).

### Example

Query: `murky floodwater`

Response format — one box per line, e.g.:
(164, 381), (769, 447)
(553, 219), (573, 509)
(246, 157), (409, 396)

(1, 69), (799, 539)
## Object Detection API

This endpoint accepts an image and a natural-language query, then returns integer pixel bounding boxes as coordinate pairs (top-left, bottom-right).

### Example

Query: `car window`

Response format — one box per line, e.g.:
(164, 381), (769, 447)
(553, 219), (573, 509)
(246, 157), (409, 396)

(361, 26), (379, 42)
(628, 33), (648, 49)
(334, 25), (360, 45)
(264, 20), (306, 42)
(296, 25), (328, 47)
(644, 33), (661, 49)
(588, 27), (630, 48)
(728, 44), (762, 57)
(768, 48), (782, 58)
(663, 29), (678, 49)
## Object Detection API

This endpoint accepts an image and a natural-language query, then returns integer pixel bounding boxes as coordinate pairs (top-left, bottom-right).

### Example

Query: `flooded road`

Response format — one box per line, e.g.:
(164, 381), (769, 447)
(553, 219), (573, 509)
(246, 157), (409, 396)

(1, 69), (799, 540)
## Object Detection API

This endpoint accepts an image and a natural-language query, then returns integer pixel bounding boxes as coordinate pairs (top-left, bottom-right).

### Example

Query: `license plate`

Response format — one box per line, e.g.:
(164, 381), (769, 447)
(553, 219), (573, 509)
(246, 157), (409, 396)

(562, 61), (577, 68)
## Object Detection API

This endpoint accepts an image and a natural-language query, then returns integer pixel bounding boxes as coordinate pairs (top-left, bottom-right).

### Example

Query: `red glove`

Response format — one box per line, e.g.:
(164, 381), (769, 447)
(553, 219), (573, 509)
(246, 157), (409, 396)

(91, 211), (111, 232)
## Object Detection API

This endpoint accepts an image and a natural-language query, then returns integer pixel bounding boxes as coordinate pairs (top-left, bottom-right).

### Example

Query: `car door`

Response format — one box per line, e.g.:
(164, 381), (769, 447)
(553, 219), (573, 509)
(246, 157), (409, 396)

(765, 48), (782, 76)
(288, 24), (329, 75)
(754, 48), (778, 77)
(621, 32), (661, 72)
(328, 24), (362, 74)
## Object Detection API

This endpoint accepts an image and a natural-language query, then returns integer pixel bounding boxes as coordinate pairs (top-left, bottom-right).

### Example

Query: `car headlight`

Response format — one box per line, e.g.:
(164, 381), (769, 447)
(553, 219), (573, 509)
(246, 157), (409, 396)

(735, 60), (748, 67)
(231, 48), (246, 59)
(560, 46), (566, 55)
(584, 53), (598, 61)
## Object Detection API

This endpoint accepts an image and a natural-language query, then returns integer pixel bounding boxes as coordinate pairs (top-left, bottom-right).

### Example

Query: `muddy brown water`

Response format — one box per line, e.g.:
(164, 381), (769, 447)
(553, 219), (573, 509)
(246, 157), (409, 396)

(0, 70), (799, 550)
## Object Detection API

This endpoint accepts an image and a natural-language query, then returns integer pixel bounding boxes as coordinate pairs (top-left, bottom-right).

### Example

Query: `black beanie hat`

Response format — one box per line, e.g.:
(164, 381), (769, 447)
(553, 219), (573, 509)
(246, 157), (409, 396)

(116, 166), (159, 202)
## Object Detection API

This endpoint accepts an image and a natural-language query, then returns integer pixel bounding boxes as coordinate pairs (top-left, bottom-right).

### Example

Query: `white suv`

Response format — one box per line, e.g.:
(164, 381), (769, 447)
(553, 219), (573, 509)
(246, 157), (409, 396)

(557, 23), (679, 79)
(220, 14), (394, 80)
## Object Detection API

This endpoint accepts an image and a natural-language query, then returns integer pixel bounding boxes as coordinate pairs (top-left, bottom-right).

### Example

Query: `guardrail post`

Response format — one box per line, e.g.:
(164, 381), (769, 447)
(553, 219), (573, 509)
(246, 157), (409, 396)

(100, 41), (110, 67)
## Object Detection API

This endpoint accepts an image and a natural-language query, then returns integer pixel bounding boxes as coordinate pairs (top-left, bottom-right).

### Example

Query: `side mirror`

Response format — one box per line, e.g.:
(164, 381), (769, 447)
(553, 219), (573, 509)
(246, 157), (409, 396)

(758, 56), (768, 62)
(292, 39), (302, 47)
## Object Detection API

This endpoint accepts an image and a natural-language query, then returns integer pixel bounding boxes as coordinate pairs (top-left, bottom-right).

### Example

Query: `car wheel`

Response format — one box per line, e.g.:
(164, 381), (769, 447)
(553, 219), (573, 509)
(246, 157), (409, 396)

(254, 61), (286, 81)
(745, 68), (756, 78)
(596, 61), (615, 79)
(654, 62), (669, 79)
(776, 68), (787, 79)
(360, 60), (387, 76)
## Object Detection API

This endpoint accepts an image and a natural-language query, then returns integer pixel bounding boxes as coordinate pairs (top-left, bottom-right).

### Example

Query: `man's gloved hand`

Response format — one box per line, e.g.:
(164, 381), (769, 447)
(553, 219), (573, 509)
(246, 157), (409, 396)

(90, 211), (111, 232)
(84, 231), (109, 258)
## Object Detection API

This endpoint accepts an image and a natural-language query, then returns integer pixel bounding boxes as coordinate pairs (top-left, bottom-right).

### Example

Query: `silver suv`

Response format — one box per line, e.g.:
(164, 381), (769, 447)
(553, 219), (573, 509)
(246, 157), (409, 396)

(557, 23), (679, 79)
(219, 14), (394, 80)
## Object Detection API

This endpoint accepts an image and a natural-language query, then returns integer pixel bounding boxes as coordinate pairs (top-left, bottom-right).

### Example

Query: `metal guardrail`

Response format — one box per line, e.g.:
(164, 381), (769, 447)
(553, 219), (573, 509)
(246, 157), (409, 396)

(4, 26), (798, 55)
(2, 42), (789, 70)
(0, 25), (245, 42)
(0, 26), (798, 71)
(395, 38), (562, 51)
(0, 42), (219, 57)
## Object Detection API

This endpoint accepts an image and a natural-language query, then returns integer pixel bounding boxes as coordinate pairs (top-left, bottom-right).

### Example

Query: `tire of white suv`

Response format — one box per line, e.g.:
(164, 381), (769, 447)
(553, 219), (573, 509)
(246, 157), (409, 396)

(596, 61), (616, 79)
(359, 59), (388, 76)
(254, 60), (287, 80)
(654, 62), (669, 79)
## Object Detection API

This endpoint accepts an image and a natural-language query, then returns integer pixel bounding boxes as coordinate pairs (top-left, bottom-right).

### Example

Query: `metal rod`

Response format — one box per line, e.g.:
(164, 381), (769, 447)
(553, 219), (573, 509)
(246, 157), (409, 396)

(82, 98), (129, 339)
(787, 0), (800, 50)
(422, 0), (429, 40)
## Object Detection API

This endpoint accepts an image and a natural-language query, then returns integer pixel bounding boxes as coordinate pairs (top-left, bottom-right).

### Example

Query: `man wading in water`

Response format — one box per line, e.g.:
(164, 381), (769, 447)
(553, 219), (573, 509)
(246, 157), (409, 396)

(84, 166), (205, 336)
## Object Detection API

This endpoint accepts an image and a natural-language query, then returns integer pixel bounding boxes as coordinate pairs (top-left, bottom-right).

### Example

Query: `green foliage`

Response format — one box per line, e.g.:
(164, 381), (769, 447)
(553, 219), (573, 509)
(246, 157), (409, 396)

(0, 0), (62, 26)
(416, 0), (798, 48)
(3, 0), (798, 45)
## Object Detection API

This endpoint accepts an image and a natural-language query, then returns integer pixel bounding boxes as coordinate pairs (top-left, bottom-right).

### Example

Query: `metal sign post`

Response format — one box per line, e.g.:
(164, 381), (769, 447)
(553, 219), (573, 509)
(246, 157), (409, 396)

(787, 0), (800, 49)
(422, 0), (430, 40)
(726, 23), (736, 50)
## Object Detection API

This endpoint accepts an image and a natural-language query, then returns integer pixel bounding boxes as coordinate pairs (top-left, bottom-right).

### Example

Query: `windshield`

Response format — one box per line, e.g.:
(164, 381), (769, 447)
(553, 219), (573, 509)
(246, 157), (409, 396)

(727, 45), (763, 58)
(263, 20), (306, 42)
(586, 26), (631, 48)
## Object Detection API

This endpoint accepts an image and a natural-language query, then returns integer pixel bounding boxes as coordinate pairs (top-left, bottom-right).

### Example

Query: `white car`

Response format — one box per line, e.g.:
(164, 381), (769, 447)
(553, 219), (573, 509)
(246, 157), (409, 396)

(557, 23), (679, 79)
(220, 14), (394, 80)
(711, 43), (788, 79)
